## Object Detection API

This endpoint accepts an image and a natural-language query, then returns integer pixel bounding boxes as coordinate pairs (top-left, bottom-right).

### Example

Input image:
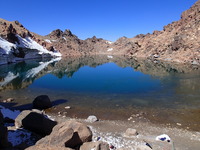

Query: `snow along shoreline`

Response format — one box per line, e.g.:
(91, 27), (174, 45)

(0, 35), (61, 65)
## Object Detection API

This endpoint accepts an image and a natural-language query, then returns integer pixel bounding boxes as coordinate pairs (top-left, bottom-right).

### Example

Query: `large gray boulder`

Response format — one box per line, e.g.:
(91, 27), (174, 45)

(18, 111), (57, 136)
(36, 120), (92, 149)
(33, 95), (52, 110)
(80, 141), (109, 150)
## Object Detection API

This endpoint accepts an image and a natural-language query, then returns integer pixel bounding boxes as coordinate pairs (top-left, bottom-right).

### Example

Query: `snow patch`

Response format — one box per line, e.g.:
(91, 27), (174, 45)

(8, 130), (33, 146)
(107, 48), (113, 52)
(45, 39), (52, 43)
(0, 105), (20, 120)
(63, 37), (67, 40)
(107, 55), (113, 59)
(16, 35), (61, 56)
(0, 37), (16, 54)
(106, 41), (113, 44)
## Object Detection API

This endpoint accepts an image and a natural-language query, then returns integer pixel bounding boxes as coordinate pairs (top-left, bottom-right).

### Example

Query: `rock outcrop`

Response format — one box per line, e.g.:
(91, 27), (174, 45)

(114, 0), (200, 64)
(30, 120), (92, 149)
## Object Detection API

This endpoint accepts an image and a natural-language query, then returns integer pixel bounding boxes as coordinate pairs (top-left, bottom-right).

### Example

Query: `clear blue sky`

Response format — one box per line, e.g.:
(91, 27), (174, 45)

(0, 0), (197, 41)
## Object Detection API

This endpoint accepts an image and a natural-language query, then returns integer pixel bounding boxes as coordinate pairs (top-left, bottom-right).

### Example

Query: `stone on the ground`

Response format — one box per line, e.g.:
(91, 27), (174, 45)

(0, 110), (11, 148)
(124, 128), (138, 137)
(36, 120), (92, 149)
(33, 95), (52, 110)
(86, 115), (98, 123)
(20, 112), (57, 136)
(135, 145), (152, 150)
(80, 141), (109, 150)
(2, 98), (15, 103)
(26, 144), (74, 150)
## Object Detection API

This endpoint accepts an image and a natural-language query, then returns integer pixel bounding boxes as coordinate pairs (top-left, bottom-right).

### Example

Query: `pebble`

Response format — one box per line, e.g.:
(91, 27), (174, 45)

(65, 106), (71, 109)
(177, 123), (182, 126)
(86, 115), (98, 123)
(110, 145), (115, 149)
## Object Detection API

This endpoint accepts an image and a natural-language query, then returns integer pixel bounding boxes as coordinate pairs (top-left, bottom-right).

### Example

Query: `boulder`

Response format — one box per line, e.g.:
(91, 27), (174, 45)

(0, 110), (3, 124)
(33, 95), (52, 110)
(0, 110), (11, 148)
(80, 141), (109, 150)
(124, 128), (138, 137)
(15, 110), (42, 129)
(21, 112), (57, 136)
(86, 115), (98, 123)
(26, 145), (74, 150)
(36, 120), (92, 149)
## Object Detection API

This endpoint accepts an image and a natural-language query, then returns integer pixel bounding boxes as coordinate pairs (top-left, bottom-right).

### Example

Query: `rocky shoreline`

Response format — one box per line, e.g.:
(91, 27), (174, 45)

(0, 95), (200, 150)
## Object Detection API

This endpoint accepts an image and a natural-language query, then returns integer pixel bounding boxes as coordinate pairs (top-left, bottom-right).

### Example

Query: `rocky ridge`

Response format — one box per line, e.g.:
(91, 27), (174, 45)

(115, 0), (200, 64)
(0, 0), (200, 65)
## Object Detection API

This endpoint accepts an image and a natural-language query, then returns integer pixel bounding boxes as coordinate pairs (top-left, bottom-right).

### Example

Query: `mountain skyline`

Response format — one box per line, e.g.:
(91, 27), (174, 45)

(0, 0), (197, 41)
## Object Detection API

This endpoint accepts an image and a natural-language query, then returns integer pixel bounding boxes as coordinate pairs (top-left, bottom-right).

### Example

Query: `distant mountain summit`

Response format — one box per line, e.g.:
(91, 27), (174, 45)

(0, 0), (199, 65)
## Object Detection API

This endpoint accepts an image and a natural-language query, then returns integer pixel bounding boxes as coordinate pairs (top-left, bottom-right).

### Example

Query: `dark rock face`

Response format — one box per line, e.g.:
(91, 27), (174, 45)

(33, 95), (52, 110)
(21, 112), (57, 136)
(0, 110), (11, 148)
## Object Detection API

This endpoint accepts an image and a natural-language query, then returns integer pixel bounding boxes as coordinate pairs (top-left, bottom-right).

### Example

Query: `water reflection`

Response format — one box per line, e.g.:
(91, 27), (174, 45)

(0, 55), (200, 131)
(0, 55), (199, 91)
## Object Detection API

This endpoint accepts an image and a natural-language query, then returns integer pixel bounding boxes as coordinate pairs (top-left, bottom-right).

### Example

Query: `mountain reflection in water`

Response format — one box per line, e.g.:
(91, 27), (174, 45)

(0, 55), (200, 131)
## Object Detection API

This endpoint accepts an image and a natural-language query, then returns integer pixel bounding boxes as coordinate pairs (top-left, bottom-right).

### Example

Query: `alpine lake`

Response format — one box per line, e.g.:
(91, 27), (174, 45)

(0, 55), (200, 131)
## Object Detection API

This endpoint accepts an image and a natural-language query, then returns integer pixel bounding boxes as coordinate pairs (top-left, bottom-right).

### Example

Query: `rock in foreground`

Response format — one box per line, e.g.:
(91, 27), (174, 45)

(33, 95), (52, 110)
(34, 120), (92, 149)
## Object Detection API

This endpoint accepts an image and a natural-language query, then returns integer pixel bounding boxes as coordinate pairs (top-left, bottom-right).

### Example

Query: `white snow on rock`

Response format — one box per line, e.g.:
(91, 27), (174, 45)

(0, 37), (16, 54)
(107, 55), (113, 59)
(0, 72), (19, 87)
(44, 39), (52, 43)
(16, 35), (61, 57)
(8, 130), (33, 146)
(106, 41), (113, 44)
(0, 35), (61, 63)
(107, 48), (113, 52)
(0, 105), (20, 120)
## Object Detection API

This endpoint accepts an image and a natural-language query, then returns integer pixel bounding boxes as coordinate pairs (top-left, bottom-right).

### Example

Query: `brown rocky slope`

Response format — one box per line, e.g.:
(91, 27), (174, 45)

(112, 0), (200, 64)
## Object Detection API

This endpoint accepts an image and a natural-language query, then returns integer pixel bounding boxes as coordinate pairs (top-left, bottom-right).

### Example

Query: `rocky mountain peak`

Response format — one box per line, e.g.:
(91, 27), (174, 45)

(63, 29), (73, 37)
(48, 29), (63, 39)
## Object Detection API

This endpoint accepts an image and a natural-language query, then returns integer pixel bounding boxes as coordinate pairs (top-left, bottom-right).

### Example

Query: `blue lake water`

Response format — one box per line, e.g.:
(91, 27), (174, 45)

(0, 56), (200, 130)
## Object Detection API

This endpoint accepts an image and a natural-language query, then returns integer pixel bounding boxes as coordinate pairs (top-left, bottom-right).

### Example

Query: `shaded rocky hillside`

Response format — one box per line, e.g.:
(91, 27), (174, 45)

(112, 0), (200, 64)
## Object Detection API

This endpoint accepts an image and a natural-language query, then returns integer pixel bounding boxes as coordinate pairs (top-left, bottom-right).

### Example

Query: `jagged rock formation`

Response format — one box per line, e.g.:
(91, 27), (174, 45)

(44, 29), (111, 56)
(113, 0), (200, 64)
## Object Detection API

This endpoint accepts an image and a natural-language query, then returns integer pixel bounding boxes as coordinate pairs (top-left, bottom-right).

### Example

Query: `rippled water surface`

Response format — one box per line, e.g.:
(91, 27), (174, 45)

(0, 55), (200, 130)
